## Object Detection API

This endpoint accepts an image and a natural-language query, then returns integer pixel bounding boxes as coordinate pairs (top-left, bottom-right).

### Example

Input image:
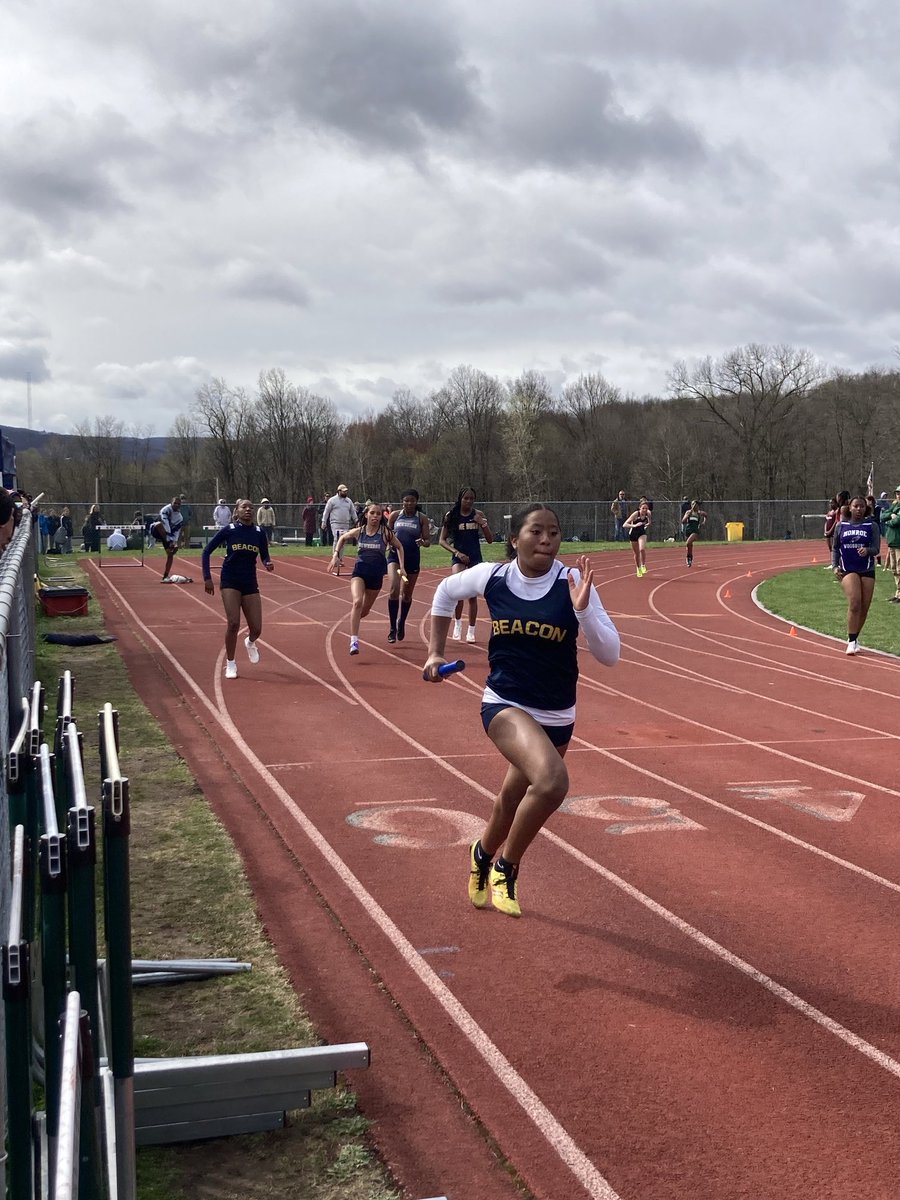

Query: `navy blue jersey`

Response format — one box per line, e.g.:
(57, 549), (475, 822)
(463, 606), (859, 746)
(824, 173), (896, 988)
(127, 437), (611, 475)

(202, 523), (270, 586)
(484, 564), (580, 710)
(833, 520), (879, 575)
(388, 511), (423, 570)
(448, 513), (483, 564)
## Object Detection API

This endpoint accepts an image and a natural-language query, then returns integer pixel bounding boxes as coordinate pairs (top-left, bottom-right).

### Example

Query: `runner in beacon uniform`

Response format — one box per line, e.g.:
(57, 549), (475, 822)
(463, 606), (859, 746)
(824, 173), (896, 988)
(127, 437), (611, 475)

(424, 504), (620, 918)
(331, 503), (406, 656)
(202, 498), (274, 679)
(831, 494), (880, 656)
(439, 487), (494, 643)
(386, 489), (431, 643)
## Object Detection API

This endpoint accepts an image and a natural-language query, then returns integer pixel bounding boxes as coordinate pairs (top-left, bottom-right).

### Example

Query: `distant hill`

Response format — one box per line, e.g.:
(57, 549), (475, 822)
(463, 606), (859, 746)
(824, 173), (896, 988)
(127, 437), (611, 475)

(0, 424), (169, 459)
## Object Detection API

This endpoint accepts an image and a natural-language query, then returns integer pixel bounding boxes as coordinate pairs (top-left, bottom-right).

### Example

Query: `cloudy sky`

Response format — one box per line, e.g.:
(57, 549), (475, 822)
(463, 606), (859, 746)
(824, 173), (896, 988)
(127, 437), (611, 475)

(2, 0), (899, 434)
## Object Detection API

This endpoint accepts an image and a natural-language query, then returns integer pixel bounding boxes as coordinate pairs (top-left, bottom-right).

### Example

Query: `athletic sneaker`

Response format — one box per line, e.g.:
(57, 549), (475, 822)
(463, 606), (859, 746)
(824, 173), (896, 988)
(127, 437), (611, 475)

(846, 640), (860, 656)
(490, 862), (521, 917)
(889, 596), (900, 603)
(244, 636), (260, 663)
(396, 624), (406, 641)
(635, 567), (642, 578)
(686, 556), (692, 568)
(225, 661), (238, 679)
(466, 626), (477, 643)
(468, 842), (491, 908)
(387, 629), (397, 643)
(639, 565), (647, 577)
(349, 637), (360, 656)
(451, 619), (463, 640)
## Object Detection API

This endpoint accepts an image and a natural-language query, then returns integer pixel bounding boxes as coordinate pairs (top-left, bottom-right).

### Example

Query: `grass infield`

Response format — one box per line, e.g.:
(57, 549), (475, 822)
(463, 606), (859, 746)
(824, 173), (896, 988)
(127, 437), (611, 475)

(35, 564), (403, 1200)
(756, 564), (900, 657)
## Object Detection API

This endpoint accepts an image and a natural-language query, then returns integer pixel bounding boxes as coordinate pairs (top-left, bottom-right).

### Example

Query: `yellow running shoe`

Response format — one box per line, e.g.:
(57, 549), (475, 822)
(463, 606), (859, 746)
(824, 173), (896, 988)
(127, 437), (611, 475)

(468, 842), (491, 908)
(490, 863), (522, 917)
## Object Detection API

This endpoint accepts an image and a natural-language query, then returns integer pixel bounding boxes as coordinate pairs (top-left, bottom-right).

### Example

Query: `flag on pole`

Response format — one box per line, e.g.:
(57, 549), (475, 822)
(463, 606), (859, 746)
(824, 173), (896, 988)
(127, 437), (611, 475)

(866, 461), (874, 496)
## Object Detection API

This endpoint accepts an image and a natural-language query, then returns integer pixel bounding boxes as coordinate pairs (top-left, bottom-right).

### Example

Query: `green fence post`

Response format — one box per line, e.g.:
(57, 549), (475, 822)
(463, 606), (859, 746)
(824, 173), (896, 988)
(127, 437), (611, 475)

(38, 742), (68, 1172)
(100, 703), (136, 1199)
(3, 826), (34, 1200)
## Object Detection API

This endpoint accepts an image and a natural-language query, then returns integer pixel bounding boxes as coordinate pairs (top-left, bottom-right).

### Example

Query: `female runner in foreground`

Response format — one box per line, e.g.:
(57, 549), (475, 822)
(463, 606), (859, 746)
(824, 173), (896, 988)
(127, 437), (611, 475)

(330, 503), (406, 655)
(439, 487), (493, 642)
(202, 498), (274, 679)
(681, 500), (707, 567)
(832, 494), (880, 655)
(623, 501), (652, 576)
(386, 489), (431, 642)
(424, 504), (620, 917)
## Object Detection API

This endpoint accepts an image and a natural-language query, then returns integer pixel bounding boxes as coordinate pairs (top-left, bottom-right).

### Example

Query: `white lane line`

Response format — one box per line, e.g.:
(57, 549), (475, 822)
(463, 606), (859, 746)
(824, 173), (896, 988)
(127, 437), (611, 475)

(325, 630), (900, 1085)
(88, 559), (356, 707)
(100, 570), (622, 1200)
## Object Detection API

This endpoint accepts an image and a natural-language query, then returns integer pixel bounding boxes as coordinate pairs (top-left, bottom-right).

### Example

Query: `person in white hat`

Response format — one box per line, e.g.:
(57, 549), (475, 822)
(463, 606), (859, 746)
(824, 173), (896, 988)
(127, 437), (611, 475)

(213, 498), (232, 530)
(256, 497), (276, 545)
(322, 484), (356, 571)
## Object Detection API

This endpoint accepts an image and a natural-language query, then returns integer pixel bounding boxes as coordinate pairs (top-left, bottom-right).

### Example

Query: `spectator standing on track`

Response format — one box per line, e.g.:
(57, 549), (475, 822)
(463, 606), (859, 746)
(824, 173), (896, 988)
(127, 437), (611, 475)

(824, 495), (841, 566)
(83, 503), (103, 552)
(623, 501), (652, 577)
(322, 484), (356, 572)
(832, 495), (881, 655)
(179, 496), (194, 547)
(54, 507), (73, 554)
(302, 496), (318, 546)
(681, 501), (707, 568)
(329, 502), (406, 656)
(213, 498), (232, 530)
(320, 493), (333, 546)
(439, 487), (494, 643)
(610, 490), (628, 541)
(202, 498), (274, 679)
(883, 486), (900, 603)
(424, 503), (620, 918)
(154, 496), (184, 580)
(257, 497), (276, 545)
(386, 488), (431, 643)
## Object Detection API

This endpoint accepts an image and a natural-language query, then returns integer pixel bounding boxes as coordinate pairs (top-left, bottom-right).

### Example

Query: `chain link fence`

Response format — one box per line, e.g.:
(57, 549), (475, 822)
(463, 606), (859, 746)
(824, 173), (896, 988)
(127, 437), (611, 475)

(43, 498), (828, 545)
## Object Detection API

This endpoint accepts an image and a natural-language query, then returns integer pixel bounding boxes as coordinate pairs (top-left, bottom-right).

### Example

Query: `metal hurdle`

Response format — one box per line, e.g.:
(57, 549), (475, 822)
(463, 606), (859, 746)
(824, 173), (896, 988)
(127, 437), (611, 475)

(3, 826), (33, 1200)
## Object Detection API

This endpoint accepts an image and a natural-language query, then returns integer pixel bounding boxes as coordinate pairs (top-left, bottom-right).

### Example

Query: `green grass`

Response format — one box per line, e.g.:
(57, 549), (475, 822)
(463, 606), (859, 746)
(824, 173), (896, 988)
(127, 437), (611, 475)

(34, 563), (403, 1200)
(756, 565), (900, 656)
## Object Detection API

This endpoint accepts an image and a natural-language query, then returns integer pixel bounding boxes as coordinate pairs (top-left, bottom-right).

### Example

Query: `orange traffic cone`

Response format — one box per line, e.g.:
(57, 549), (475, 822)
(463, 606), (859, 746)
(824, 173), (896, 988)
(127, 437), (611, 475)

(789, 626), (798, 637)
(746, 570), (752, 577)
(812, 556), (818, 563)
(724, 589), (732, 599)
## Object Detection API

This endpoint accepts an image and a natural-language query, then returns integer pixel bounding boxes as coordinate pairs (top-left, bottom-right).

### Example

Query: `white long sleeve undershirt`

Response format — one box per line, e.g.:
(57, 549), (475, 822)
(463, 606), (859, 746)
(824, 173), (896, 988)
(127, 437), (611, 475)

(431, 559), (620, 721)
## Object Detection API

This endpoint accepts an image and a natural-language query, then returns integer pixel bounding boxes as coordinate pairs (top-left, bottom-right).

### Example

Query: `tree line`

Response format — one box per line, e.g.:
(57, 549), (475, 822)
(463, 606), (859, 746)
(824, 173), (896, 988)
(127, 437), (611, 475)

(18, 345), (900, 509)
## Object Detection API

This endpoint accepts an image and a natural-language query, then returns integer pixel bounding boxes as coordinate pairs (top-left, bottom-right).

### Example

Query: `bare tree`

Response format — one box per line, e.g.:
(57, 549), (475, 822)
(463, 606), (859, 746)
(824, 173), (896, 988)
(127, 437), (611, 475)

(432, 365), (504, 494)
(669, 344), (825, 508)
(194, 378), (253, 499)
(72, 415), (126, 502)
(503, 370), (553, 501)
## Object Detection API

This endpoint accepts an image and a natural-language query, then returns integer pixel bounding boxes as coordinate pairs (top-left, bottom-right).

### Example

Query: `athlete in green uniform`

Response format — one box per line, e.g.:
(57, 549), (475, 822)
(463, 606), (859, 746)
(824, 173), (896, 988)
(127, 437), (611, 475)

(681, 501), (707, 567)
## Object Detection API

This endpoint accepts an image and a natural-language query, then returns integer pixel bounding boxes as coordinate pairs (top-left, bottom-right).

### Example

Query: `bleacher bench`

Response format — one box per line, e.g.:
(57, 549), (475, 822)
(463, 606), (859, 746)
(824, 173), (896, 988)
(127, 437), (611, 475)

(134, 1042), (370, 1144)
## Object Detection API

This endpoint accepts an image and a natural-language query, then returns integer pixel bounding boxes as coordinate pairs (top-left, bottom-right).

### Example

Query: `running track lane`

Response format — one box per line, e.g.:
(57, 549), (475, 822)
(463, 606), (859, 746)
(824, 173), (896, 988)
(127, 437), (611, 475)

(89, 542), (900, 1200)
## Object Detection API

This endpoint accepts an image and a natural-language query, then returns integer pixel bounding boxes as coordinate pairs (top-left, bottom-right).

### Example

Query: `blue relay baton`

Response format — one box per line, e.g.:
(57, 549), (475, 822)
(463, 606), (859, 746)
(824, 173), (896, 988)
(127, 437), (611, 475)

(422, 659), (465, 681)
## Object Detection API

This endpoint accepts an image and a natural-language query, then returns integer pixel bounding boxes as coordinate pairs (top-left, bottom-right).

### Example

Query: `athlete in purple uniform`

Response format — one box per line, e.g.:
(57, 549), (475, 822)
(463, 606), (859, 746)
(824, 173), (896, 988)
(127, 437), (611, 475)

(424, 504), (620, 917)
(832, 494), (881, 655)
(438, 486), (494, 643)
(331, 503), (406, 656)
(202, 498), (274, 679)
(386, 489), (431, 643)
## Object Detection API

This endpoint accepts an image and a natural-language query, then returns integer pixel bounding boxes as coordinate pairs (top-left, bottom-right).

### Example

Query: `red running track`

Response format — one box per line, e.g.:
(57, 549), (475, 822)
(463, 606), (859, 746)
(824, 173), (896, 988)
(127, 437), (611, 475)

(89, 541), (900, 1200)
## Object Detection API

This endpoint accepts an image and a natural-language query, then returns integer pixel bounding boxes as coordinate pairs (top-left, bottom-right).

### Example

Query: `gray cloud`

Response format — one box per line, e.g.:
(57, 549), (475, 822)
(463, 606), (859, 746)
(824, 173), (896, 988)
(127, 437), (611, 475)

(0, 341), (51, 383)
(487, 61), (705, 172)
(217, 259), (311, 308)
